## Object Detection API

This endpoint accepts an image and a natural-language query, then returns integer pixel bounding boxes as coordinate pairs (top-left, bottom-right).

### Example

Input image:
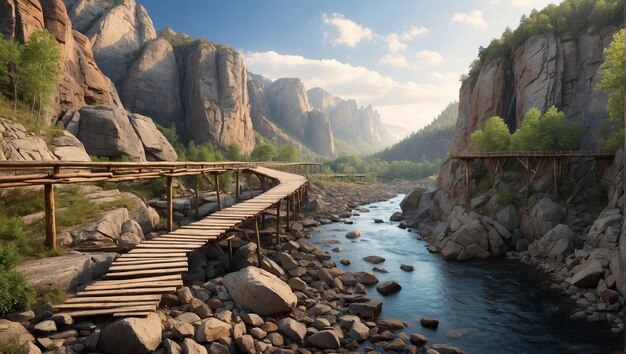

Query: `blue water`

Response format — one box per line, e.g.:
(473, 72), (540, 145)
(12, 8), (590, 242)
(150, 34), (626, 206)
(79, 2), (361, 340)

(310, 194), (625, 354)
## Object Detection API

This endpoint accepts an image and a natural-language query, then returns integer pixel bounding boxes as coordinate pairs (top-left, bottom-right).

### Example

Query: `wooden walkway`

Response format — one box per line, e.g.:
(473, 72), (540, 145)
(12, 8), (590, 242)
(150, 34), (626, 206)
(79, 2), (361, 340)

(52, 166), (308, 318)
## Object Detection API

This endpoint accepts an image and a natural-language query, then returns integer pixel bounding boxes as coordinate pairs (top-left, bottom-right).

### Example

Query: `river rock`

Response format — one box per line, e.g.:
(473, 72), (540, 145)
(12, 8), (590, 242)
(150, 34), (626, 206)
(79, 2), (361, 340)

(349, 321), (370, 341)
(400, 189), (423, 212)
(235, 335), (255, 354)
(569, 259), (603, 288)
(401, 264), (415, 272)
(384, 338), (405, 352)
(99, 313), (162, 354)
(349, 301), (382, 318)
(346, 230), (361, 239)
(431, 344), (465, 354)
(363, 255), (385, 264)
(306, 329), (341, 349)
(278, 318), (306, 341)
(376, 280), (402, 295)
(420, 317), (439, 329)
(390, 212), (404, 221)
(410, 333), (428, 346)
(354, 271), (379, 285)
(223, 266), (296, 315)
(195, 318), (231, 343)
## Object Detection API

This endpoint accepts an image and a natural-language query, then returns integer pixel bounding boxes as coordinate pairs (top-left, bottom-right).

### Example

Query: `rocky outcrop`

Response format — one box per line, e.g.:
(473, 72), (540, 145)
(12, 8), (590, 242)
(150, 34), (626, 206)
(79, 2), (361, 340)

(306, 111), (336, 156)
(49, 130), (91, 161)
(182, 42), (255, 153)
(65, 0), (157, 84)
(99, 313), (162, 354)
(0, 0), (118, 123)
(0, 118), (58, 161)
(120, 38), (183, 128)
(265, 78), (312, 139)
(60, 105), (177, 161)
(307, 87), (338, 114)
(452, 26), (619, 152)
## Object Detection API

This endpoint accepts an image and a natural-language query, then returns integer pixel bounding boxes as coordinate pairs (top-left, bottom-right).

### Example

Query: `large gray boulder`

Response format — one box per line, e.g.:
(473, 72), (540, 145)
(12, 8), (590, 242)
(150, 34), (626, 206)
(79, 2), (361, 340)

(72, 208), (129, 248)
(0, 319), (34, 344)
(306, 330), (341, 349)
(442, 220), (490, 260)
(130, 114), (178, 161)
(99, 313), (162, 354)
(120, 37), (183, 128)
(400, 189), (423, 213)
(569, 258), (603, 288)
(521, 197), (565, 240)
(69, 105), (146, 161)
(223, 266), (297, 315)
(610, 224), (626, 297)
(535, 224), (574, 260)
(0, 118), (57, 161)
(50, 131), (91, 161)
(587, 209), (622, 248)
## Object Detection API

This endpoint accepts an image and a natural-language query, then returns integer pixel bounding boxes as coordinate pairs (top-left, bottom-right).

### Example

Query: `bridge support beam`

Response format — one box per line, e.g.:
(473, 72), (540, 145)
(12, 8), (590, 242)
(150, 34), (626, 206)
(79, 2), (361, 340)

(214, 173), (221, 211)
(166, 176), (173, 232)
(44, 183), (56, 249)
(254, 217), (262, 265)
(275, 200), (282, 245)
(235, 171), (240, 202)
(286, 196), (291, 232)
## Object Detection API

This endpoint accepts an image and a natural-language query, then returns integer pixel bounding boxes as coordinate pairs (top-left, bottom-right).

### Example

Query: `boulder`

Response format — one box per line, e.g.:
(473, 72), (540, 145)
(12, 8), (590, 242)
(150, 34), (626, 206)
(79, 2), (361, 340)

(223, 266), (297, 315)
(363, 255), (385, 264)
(390, 212), (404, 221)
(400, 189), (423, 212)
(0, 320), (34, 344)
(72, 208), (128, 248)
(0, 119), (57, 161)
(420, 317), (439, 329)
(346, 230), (361, 239)
(349, 301), (382, 318)
(50, 131), (91, 161)
(69, 106), (146, 161)
(306, 330), (341, 349)
(587, 209), (622, 248)
(536, 224), (574, 259)
(130, 114), (178, 161)
(354, 271), (379, 285)
(376, 280), (402, 295)
(99, 313), (162, 354)
(194, 318), (231, 343)
(235, 335), (255, 354)
(569, 259), (603, 288)
(431, 344), (465, 354)
(181, 338), (207, 354)
(522, 197), (564, 240)
(349, 321), (370, 341)
(495, 204), (519, 229)
(384, 338), (405, 352)
(277, 318), (306, 341)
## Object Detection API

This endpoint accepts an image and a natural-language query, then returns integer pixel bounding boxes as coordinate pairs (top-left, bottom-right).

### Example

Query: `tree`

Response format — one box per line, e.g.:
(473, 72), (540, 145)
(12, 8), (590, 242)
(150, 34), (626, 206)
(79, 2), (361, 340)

(226, 143), (241, 161)
(511, 107), (541, 150)
(596, 28), (624, 150)
(470, 116), (511, 152)
(251, 144), (276, 161)
(0, 37), (22, 111)
(275, 145), (298, 162)
(20, 30), (61, 121)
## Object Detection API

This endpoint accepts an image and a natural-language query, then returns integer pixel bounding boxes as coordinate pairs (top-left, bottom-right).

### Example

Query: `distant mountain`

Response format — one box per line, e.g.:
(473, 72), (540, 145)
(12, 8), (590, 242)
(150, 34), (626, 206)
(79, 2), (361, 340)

(374, 102), (458, 162)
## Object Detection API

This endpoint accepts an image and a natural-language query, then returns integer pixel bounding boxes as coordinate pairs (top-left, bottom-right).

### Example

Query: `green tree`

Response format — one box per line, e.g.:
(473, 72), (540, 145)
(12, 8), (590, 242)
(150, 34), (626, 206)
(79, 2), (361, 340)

(226, 143), (241, 161)
(251, 144), (276, 161)
(0, 37), (22, 111)
(471, 116), (511, 152)
(20, 30), (61, 121)
(511, 107), (541, 150)
(275, 145), (298, 162)
(596, 28), (624, 150)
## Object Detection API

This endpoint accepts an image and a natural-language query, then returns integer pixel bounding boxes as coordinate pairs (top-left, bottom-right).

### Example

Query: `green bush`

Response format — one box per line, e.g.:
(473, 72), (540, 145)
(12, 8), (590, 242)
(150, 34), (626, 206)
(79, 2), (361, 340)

(0, 243), (20, 270)
(0, 270), (34, 315)
(470, 116), (511, 152)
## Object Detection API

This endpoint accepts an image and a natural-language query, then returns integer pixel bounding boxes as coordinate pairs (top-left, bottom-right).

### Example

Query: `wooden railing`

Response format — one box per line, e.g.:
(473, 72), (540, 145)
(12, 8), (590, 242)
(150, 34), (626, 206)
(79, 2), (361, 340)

(450, 150), (616, 159)
(0, 160), (321, 250)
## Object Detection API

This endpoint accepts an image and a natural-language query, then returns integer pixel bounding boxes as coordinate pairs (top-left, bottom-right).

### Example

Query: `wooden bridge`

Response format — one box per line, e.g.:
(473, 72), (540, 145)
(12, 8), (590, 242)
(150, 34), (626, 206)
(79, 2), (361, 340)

(449, 150), (616, 199)
(0, 161), (316, 318)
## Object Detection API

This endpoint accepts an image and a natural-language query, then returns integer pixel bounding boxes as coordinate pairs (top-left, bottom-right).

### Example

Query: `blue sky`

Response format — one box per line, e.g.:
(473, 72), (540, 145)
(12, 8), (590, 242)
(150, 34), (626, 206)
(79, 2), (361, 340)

(137, 0), (559, 133)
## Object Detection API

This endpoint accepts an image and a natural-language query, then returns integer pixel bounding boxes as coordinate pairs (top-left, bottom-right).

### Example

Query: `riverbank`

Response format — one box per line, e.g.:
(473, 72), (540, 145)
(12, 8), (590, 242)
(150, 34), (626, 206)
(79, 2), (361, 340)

(4, 178), (463, 354)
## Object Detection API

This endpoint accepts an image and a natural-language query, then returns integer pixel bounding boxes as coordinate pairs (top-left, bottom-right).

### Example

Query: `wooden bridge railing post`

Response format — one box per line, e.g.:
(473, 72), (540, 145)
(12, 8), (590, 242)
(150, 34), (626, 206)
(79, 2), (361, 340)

(194, 175), (199, 219)
(286, 196), (291, 232)
(275, 200), (282, 245)
(214, 173), (221, 211)
(166, 175), (173, 232)
(44, 183), (56, 249)
(254, 216), (262, 265)
(235, 171), (240, 202)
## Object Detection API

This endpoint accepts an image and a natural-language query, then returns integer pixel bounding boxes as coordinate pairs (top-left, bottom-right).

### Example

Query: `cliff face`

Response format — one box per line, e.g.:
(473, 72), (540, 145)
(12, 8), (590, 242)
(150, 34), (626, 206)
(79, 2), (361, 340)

(182, 42), (255, 153)
(1, 0), (117, 123)
(64, 0), (157, 85)
(308, 88), (395, 149)
(265, 78), (312, 140)
(452, 26), (618, 153)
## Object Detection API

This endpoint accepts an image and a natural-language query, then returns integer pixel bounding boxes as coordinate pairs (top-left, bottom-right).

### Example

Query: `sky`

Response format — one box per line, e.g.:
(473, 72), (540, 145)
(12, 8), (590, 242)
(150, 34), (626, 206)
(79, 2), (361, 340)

(137, 0), (560, 135)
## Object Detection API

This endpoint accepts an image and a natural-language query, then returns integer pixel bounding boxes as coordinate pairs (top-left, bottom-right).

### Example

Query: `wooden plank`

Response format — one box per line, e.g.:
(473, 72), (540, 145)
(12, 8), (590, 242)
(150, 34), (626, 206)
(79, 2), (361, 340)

(58, 305), (156, 318)
(117, 253), (187, 259)
(55, 301), (157, 309)
(157, 234), (219, 241)
(114, 311), (151, 317)
(135, 243), (200, 250)
(62, 294), (161, 304)
(78, 287), (178, 296)
(109, 262), (188, 272)
(112, 258), (188, 265)
(87, 275), (181, 286)
(85, 281), (182, 291)
(105, 268), (188, 278)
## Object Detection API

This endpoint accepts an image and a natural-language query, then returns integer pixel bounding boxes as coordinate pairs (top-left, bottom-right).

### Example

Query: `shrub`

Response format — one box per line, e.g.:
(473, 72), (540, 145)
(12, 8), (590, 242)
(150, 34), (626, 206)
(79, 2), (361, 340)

(0, 243), (20, 270)
(0, 270), (35, 315)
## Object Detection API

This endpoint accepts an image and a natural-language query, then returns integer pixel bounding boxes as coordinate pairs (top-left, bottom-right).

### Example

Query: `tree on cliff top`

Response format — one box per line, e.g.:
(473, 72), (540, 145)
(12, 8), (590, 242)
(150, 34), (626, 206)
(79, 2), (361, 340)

(470, 116), (511, 152)
(596, 28), (624, 150)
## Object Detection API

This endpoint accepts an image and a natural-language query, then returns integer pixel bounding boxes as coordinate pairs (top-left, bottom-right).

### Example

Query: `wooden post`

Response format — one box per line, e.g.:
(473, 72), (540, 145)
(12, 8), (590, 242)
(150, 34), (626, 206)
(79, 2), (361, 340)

(44, 183), (56, 249)
(286, 196), (291, 231)
(260, 176), (266, 192)
(463, 160), (470, 202)
(167, 176), (173, 232)
(275, 200), (282, 245)
(254, 217), (262, 265)
(214, 173), (221, 211)
(235, 171), (240, 202)
(194, 175), (199, 219)
(228, 238), (234, 271)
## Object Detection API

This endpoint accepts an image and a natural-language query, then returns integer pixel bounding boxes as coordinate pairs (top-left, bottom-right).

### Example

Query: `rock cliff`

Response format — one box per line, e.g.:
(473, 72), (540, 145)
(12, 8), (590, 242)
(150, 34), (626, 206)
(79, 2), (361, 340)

(64, 0), (157, 85)
(452, 26), (619, 153)
(1, 0), (118, 123)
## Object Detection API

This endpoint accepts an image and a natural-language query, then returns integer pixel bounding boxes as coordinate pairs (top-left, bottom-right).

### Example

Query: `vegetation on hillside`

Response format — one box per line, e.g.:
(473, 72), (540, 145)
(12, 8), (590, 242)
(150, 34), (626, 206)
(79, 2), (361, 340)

(462, 0), (624, 82)
(0, 30), (61, 121)
(324, 156), (443, 180)
(374, 102), (458, 162)
(470, 106), (584, 152)
(596, 28), (624, 150)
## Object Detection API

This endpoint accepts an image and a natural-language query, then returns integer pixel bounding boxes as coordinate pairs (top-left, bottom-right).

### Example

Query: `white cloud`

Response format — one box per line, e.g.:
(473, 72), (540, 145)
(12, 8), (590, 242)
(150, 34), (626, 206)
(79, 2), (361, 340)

(243, 51), (459, 130)
(451, 9), (488, 29)
(385, 33), (407, 54)
(385, 26), (429, 54)
(322, 13), (373, 47)
(510, 0), (554, 5)
(416, 50), (445, 66)
(379, 54), (412, 69)
(399, 26), (429, 41)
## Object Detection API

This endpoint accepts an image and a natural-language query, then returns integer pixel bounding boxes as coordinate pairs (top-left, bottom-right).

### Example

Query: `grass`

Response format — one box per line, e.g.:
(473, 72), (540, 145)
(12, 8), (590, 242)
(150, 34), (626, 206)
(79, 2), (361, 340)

(0, 338), (20, 354)
(0, 186), (135, 259)
(0, 95), (64, 140)
(36, 287), (66, 306)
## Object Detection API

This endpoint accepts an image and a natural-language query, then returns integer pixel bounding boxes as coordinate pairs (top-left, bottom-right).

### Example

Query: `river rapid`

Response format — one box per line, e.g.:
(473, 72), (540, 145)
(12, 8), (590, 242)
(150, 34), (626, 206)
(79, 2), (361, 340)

(309, 194), (624, 353)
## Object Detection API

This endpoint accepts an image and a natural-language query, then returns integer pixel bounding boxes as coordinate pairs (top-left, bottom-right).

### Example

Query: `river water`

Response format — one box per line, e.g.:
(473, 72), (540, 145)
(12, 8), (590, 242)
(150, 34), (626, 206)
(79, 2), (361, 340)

(309, 194), (625, 354)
